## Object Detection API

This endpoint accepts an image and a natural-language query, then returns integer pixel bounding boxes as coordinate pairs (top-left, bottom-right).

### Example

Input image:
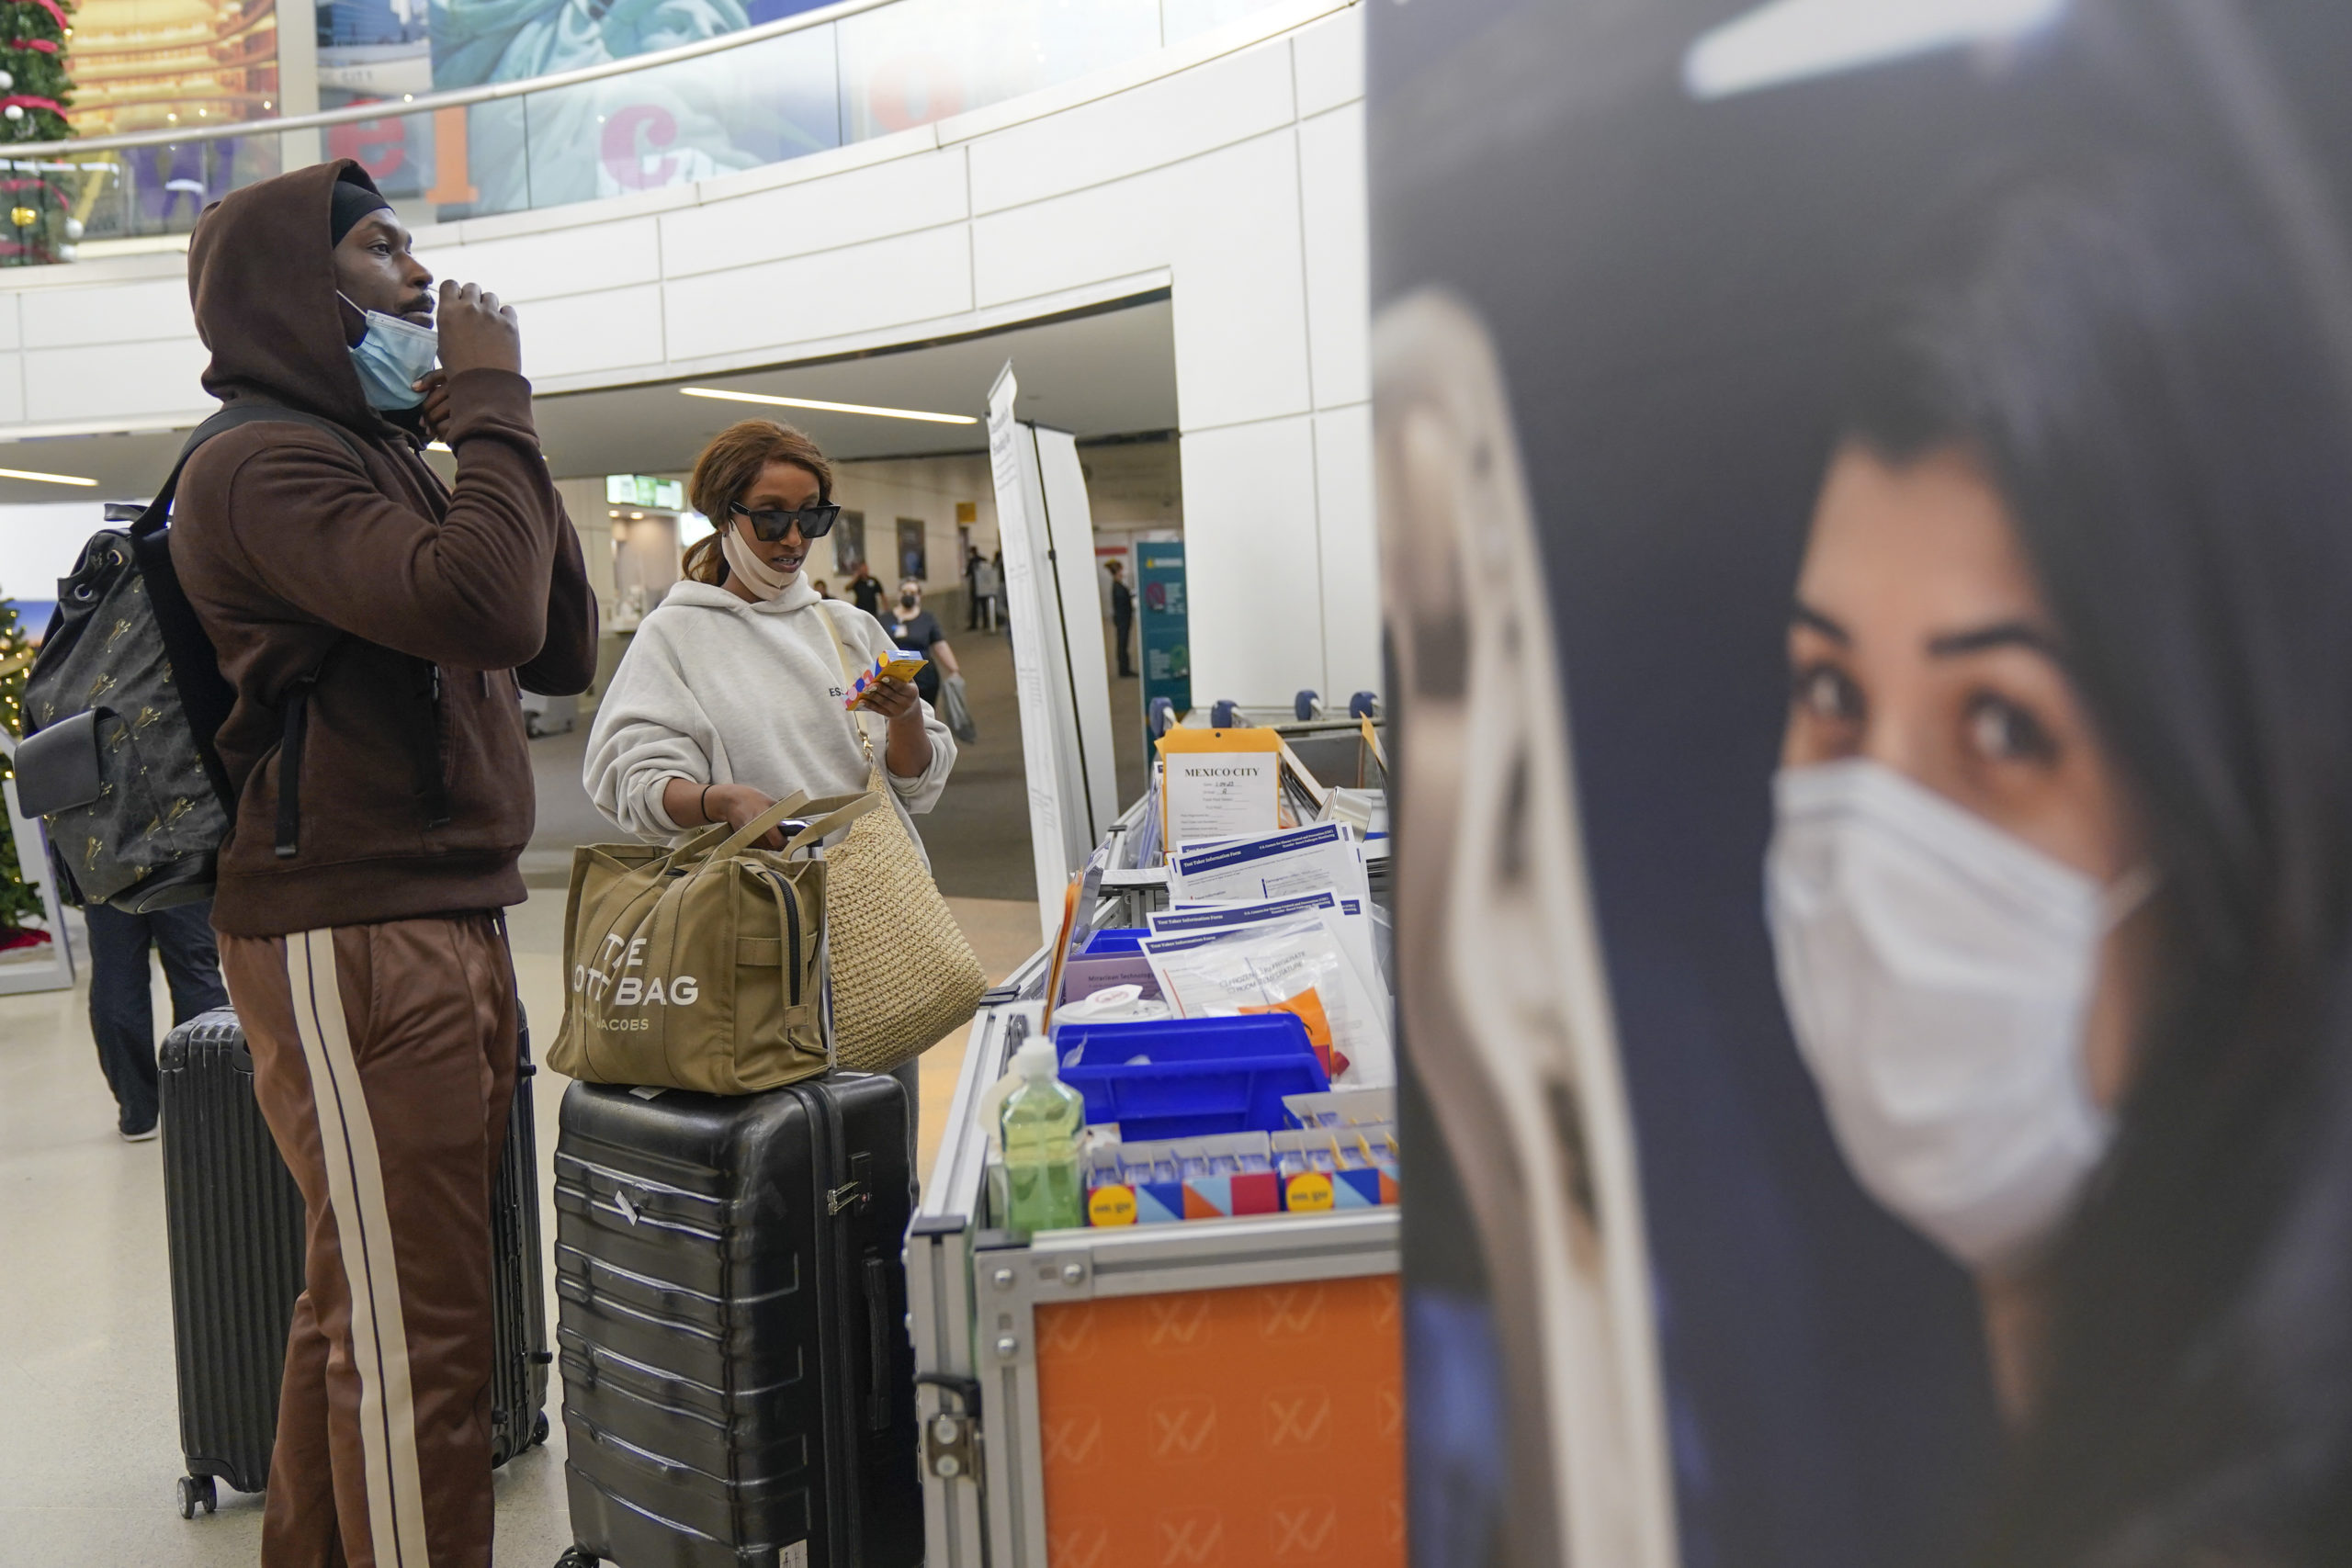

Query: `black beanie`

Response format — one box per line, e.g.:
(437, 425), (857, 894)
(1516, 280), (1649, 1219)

(330, 178), (391, 247)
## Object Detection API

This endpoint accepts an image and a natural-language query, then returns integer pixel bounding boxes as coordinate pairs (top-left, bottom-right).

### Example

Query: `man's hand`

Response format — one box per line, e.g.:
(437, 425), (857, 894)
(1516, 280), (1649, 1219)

(414, 369), (453, 444)
(436, 280), (521, 378)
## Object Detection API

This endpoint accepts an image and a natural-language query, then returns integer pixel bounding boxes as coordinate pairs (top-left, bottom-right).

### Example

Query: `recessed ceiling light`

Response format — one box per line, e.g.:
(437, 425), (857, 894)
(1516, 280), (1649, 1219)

(679, 386), (979, 426)
(0, 465), (98, 487)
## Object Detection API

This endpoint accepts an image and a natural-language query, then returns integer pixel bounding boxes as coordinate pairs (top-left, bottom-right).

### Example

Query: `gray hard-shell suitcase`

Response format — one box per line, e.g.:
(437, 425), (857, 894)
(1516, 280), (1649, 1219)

(549, 1072), (922, 1568)
(158, 1006), (551, 1518)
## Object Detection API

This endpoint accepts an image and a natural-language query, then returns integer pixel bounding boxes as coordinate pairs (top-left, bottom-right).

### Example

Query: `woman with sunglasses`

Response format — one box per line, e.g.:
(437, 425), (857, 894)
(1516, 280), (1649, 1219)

(584, 419), (956, 861)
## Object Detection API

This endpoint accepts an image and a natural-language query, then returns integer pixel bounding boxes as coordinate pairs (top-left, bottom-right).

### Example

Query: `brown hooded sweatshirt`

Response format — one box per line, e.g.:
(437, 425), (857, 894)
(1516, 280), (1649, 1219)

(171, 162), (597, 938)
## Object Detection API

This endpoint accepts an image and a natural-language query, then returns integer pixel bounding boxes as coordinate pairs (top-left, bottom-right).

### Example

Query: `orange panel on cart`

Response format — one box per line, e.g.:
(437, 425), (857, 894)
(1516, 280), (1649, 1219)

(1034, 1274), (1403, 1568)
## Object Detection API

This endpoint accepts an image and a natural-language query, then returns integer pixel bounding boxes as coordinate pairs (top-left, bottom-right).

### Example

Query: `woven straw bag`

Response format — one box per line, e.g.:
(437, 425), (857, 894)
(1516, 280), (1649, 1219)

(818, 611), (989, 1073)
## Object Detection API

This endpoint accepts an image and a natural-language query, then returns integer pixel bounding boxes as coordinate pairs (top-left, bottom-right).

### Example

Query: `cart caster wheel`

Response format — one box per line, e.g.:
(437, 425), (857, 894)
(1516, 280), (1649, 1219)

(553, 1550), (599, 1567)
(178, 1473), (216, 1518)
(532, 1412), (551, 1447)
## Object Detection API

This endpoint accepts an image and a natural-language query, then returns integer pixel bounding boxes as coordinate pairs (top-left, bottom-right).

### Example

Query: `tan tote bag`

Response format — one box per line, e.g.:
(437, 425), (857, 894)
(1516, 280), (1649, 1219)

(819, 610), (989, 1073)
(551, 793), (875, 1093)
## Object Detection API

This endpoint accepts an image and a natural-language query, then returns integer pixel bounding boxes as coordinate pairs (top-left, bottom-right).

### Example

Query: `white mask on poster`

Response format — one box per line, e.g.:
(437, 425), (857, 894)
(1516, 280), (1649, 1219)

(1765, 758), (2152, 1270)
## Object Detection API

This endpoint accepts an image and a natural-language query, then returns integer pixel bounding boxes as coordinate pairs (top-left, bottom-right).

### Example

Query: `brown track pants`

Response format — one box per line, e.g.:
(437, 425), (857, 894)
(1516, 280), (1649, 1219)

(220, 914), (518, 1568)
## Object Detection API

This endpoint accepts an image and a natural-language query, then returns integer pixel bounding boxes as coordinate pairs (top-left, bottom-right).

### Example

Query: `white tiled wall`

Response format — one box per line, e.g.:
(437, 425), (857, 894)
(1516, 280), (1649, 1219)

(0, 0), (1373, 705)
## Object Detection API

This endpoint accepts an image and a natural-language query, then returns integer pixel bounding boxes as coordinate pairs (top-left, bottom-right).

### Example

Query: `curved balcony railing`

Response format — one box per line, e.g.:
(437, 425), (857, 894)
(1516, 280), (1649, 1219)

(4, 0), (1285, 263)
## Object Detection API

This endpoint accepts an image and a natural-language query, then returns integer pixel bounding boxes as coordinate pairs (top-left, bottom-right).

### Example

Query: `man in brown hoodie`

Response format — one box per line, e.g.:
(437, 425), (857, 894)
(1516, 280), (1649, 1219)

(171, 160), (596, 1568)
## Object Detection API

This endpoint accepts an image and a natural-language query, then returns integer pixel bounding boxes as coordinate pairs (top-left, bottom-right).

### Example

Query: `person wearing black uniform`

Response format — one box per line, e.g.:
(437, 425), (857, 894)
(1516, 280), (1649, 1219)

(882, 579), (962, 703)
(849, 563), (887, 620)
(1107, 558), (1136, 677)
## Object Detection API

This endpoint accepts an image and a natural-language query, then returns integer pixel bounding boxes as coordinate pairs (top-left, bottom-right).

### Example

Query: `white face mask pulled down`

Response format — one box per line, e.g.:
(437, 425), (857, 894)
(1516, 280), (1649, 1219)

(1766, 759), (2151, 1272)
(720, 523), (798, 602)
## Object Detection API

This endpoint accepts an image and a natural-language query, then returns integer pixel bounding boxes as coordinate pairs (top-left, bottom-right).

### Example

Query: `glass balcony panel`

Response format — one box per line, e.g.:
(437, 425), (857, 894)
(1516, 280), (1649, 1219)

(24, 0), (1287, 260)
(46, 133), (283, 247)
(835, 0), (1159, 142)
(511, 23), (842, 212)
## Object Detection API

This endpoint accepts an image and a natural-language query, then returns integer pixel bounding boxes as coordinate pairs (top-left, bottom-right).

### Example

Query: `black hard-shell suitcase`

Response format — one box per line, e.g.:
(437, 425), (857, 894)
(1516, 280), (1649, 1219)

(549, 1073), (922, 1568)
(158, 1006), (552, 1518)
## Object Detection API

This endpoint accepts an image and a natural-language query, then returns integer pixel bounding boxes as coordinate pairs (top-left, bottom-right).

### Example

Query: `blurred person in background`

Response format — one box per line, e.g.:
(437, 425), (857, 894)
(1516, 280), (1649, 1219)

(971, 550), (1001, 633)
(881, 577), (960, 707)
(848, 560), (887, 620)
(1106, 558), (1136, 677)
(84, 903), (229, 1141)
(1767, 157), (2352, 1563)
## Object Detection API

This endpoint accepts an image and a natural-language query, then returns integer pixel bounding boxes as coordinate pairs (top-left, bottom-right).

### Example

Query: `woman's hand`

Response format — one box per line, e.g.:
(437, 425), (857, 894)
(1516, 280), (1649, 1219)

(713, 784), (792, 849)
(663, 778), (789, 849)
(860, 677), (935, 781)
(857, 676), (923, 722)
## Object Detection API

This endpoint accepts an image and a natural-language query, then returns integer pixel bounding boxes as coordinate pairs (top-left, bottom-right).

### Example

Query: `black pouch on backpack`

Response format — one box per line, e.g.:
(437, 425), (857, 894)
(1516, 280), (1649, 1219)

(14, 708), (103, 818)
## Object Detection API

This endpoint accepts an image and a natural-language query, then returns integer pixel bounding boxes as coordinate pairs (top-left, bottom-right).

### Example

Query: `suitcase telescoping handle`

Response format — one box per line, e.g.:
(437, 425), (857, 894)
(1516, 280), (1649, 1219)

(864, 1255), (890, 1431)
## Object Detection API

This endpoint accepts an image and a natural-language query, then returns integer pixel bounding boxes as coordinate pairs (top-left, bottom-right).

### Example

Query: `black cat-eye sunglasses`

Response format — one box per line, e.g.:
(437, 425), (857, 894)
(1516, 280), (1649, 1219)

(729, 500), (842, 541)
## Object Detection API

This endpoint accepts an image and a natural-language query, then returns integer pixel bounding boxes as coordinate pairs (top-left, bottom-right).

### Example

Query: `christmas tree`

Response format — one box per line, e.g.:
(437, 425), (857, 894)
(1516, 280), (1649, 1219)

(0, 599), (45, 932)
(2, 0), (76, 267)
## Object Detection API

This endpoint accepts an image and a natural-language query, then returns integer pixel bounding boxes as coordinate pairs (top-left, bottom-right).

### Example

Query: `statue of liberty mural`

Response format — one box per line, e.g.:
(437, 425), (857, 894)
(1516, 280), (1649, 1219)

(429, 0), (837, 214)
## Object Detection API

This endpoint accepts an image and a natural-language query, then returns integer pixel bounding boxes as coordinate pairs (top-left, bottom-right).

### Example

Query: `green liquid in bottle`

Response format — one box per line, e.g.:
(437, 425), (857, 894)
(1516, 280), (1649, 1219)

(1001, 1069), (1087, 1236)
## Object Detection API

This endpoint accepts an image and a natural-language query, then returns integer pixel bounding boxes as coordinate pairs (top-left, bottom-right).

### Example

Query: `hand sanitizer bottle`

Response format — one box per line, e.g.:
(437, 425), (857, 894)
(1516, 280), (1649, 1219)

(1000, 1038), (1086, 1235)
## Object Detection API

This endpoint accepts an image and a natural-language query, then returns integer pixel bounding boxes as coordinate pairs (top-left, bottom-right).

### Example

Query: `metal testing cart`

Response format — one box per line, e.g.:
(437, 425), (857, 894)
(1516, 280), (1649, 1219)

(906, 773), (1401, 1568)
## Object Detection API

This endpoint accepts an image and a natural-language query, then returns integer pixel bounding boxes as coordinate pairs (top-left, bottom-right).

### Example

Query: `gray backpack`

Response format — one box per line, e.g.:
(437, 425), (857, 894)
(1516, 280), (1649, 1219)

(15, 404), (365, 912)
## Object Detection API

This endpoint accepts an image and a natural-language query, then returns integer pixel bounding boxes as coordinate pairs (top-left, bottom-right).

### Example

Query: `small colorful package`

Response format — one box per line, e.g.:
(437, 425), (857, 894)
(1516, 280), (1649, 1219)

(1083, 1133), (1280, 1225)
(844, 649), (929, 709)
(1272, 1126), (1399, 1212)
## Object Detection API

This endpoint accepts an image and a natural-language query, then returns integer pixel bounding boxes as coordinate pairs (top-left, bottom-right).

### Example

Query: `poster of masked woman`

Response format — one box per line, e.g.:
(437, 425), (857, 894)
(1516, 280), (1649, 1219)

(1373, 1), (2352, 1563)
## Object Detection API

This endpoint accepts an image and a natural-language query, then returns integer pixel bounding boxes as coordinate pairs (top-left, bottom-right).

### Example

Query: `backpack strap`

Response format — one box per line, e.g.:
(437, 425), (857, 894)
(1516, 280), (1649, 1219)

(135, 404), (441, 863)
(130, 401), (368, 543)
(129, 405), (367, 818)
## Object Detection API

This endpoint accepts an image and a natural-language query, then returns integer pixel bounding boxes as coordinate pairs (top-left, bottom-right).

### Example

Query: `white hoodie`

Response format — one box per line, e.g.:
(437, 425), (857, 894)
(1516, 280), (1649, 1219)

(582, 574), (956, 857)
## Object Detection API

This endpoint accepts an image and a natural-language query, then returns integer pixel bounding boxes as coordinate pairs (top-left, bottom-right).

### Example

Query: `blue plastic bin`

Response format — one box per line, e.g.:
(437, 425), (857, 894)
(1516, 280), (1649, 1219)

(1079, 928), (1148, 953)
(1052, 1016), (1329, 1139)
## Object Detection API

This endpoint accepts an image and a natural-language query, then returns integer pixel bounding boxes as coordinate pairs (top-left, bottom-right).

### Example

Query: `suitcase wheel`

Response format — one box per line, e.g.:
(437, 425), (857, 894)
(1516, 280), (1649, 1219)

(177, 1474), (217, 1519)
(532, 1412), (551, 1448)
(552, 1551), (598, 1567)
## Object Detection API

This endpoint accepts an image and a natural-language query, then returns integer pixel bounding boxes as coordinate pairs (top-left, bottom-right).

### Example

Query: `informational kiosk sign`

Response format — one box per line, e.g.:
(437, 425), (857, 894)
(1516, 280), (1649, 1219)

(987, 364), (1121, 940)
(1136, 538), (1191, 749)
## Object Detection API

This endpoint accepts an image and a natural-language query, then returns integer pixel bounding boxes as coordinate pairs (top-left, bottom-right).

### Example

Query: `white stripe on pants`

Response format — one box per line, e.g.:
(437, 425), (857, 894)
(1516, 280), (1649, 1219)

(286, 929), (432, 1567)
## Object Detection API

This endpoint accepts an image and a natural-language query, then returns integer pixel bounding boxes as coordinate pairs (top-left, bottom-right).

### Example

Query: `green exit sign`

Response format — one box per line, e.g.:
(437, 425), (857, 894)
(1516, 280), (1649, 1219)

(605, 474), (685, 509)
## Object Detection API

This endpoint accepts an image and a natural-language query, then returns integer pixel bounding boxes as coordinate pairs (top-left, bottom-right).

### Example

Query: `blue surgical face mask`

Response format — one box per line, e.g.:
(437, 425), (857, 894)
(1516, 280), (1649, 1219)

(341, 293), (437, 411)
